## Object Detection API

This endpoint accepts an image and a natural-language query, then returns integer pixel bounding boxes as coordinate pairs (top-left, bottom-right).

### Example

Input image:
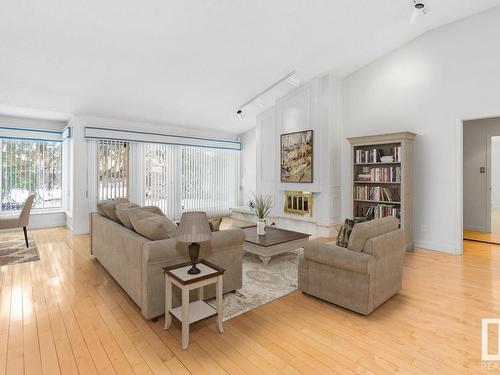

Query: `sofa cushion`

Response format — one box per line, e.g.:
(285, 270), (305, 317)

(116, 205), (165, 229)
(129, 210), (177, 240)
(208, 217), (223, 232)
(348, 216), (399, 252)
(115, 203), (141, 229)
(97, 198), (129, 222)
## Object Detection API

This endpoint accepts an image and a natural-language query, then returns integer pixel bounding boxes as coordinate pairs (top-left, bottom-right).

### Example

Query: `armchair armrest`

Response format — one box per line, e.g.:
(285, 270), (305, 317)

(363, 229), (404, 258)
(304, 240), (374, 274)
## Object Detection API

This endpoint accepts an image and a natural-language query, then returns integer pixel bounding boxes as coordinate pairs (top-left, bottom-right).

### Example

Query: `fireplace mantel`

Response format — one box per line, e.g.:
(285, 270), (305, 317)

(230, 206), (338, 237)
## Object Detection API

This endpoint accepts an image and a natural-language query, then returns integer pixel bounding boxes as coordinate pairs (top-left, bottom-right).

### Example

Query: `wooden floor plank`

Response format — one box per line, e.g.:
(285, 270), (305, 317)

(1, 226), (499, 374)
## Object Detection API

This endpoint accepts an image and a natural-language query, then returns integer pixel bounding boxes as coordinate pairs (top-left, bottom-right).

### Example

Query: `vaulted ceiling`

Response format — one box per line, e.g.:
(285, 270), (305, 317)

(1, 0), (499, 135)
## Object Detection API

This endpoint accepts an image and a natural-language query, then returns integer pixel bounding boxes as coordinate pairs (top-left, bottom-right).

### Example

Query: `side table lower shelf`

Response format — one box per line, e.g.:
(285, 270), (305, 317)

(169, 300), (217, 324)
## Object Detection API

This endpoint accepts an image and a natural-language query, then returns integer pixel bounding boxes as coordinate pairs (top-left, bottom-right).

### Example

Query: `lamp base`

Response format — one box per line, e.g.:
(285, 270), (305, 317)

(187, 242), (201, 275)
(187, 264), (201, 275)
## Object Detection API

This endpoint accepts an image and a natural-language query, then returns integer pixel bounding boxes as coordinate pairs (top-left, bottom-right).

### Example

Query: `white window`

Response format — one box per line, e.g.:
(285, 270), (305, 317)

(97, 140), (129, 201)
(143, 144), (238, 219)
(0, 139), (62, 212)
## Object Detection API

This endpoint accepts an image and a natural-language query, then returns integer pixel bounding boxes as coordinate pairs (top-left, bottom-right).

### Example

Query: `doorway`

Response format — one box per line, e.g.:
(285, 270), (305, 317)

(463, 118), (500, 244)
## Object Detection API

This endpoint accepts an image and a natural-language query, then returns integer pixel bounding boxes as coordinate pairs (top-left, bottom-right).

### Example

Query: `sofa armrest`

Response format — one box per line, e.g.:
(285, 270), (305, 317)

(362, 229), (405, 258)
(304, 240), (374, 274)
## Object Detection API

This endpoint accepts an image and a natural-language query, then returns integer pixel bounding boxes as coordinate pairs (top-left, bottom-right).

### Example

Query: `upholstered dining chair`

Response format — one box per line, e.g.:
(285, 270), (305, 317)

(0, 194), (36, 248)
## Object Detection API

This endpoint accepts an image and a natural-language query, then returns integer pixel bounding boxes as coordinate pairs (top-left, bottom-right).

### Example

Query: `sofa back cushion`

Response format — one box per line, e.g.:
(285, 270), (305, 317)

(97, 198), (129, 222)
(115, 203), (141, 228)
(129, 210), (178, 240)
(116, 205), (164, 229)
(348, 216), (399, 252)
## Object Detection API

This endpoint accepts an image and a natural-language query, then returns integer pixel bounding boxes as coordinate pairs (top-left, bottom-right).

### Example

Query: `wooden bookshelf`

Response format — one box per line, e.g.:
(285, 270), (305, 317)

(347, 132), (416, 250)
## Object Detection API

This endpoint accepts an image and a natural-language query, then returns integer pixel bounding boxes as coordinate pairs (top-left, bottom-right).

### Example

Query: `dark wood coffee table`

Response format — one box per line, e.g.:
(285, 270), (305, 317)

(242, 226), (310, 266)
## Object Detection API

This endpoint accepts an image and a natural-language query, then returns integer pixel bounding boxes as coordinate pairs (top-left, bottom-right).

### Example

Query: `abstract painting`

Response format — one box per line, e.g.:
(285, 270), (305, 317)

(280, 130), (313, 183)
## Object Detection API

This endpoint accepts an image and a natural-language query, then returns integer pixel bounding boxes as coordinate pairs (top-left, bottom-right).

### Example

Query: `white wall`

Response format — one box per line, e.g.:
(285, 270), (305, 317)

(492, 136), (500, 209)
(239, 128), (256, 207)
(342, 7), (500, 253)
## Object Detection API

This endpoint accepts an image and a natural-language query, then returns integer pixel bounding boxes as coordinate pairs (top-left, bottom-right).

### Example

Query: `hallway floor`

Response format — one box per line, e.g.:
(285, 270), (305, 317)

(464, 208), (500, 244)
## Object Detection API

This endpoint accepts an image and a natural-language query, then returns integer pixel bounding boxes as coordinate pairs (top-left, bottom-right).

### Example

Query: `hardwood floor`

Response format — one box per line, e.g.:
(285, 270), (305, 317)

(0, 227), (498, 374)
(464, 208), (500, 244)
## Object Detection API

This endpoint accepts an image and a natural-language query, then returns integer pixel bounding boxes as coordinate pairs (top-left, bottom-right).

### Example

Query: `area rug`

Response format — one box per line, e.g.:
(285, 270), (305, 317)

(208, 248), (302, 321)
(0, 236), (39, 267)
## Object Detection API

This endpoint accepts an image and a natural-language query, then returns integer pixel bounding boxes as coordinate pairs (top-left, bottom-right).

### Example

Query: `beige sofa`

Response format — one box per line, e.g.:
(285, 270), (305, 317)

(90, 212), (245, 320)
(298, 217), (405, 315)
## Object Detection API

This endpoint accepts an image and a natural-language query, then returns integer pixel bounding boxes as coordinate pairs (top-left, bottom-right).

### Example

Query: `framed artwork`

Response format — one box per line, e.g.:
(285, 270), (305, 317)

(280, 130), (313, 183)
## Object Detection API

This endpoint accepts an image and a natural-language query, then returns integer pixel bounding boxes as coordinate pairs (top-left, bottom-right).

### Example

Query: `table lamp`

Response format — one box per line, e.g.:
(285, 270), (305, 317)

(176, 211), (212, 275)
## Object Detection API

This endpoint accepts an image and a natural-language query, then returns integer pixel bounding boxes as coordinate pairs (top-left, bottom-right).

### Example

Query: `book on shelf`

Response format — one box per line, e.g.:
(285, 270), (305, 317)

(355, 166), (401, 182)
(380, 155), (394, 163)
(354, 146), (401, 164)
(354, 186), (400, 202)
(356, 204), (400, 220)
(354, 148), (382, 163)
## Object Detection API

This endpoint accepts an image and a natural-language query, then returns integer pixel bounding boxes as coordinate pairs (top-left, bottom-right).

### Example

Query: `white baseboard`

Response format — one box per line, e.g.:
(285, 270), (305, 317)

(413, 240), (459, 254)
(463, 225), (488, 232)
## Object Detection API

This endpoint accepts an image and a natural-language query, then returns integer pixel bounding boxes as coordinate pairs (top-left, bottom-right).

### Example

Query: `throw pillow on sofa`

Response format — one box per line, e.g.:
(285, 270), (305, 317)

(208, 217), (223, 232)
(115, 202), (141, 229)
(97, 198), (129, 222)
(116, 205), (165, 229)
(129, 210), (178, 240)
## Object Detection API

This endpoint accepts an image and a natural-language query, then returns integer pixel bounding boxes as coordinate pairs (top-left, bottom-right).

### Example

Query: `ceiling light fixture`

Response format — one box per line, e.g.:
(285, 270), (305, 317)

(410, 1), (427, 24)
(236, 70), (296, 119)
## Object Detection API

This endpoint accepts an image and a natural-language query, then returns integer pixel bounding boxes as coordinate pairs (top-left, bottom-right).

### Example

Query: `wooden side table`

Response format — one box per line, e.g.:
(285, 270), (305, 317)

(163, 260), (224, 350)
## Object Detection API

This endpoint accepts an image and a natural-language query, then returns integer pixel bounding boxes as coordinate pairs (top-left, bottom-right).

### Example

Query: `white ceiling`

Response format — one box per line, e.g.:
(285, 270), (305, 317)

(1, 0), (499, 135)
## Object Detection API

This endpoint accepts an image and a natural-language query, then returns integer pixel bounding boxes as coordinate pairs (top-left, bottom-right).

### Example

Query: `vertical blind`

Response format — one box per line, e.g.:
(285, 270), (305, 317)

(97, 140), (129, 201)
(143, 143), (180, 219)
(0, 139), (62, 211)
(181, 147), (239, 217)
(141, 144), (238, 219)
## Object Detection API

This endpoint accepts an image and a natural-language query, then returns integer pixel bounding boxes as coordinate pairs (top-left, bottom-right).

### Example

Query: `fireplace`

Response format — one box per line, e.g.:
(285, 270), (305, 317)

(284, 191), (312, 217)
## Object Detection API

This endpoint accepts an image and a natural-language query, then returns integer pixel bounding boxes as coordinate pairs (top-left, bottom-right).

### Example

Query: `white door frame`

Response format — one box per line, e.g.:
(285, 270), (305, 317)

(458, 113), (500, 255)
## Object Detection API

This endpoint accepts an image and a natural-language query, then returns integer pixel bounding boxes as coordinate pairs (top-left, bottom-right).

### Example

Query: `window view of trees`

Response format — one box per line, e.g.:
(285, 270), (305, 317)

(97, 140), (129, 201)
(1, 139), (62, 211)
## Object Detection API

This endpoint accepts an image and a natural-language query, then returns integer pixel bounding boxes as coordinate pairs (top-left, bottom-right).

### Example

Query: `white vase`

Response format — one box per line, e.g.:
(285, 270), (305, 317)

(257, 219), (266, 235)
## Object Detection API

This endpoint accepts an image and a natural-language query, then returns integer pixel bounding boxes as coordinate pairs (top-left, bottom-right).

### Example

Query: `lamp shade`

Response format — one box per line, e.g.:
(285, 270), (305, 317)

(176, 211), (212, 243)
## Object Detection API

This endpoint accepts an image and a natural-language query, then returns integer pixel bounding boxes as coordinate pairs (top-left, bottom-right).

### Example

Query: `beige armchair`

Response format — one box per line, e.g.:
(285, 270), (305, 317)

(298, 217), (405, 315)
(0, 194), (35, 247)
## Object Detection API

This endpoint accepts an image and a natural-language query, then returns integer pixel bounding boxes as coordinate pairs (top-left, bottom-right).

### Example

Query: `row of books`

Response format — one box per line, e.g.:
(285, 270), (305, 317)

(354, 186), (400, 202)
(354, 146), (402, 163)
(356, 204), (400, 220)
(354, 148), (381, 163)
(356, 167), (401, 182)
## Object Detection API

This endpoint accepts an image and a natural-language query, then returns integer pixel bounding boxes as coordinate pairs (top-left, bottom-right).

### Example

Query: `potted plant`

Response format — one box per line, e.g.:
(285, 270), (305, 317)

(252, 193), (273, 235)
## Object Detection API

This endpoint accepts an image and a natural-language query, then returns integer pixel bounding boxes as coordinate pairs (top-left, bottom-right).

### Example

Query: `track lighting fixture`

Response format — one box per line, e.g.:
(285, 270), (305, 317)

(410, 1), (427, 24)
(235, 70), (296, 119)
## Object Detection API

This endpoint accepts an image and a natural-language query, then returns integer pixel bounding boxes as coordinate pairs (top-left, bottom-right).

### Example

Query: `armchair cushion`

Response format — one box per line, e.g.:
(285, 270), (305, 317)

(348, 216), (399, 252)
(304, 240), (374, 274)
